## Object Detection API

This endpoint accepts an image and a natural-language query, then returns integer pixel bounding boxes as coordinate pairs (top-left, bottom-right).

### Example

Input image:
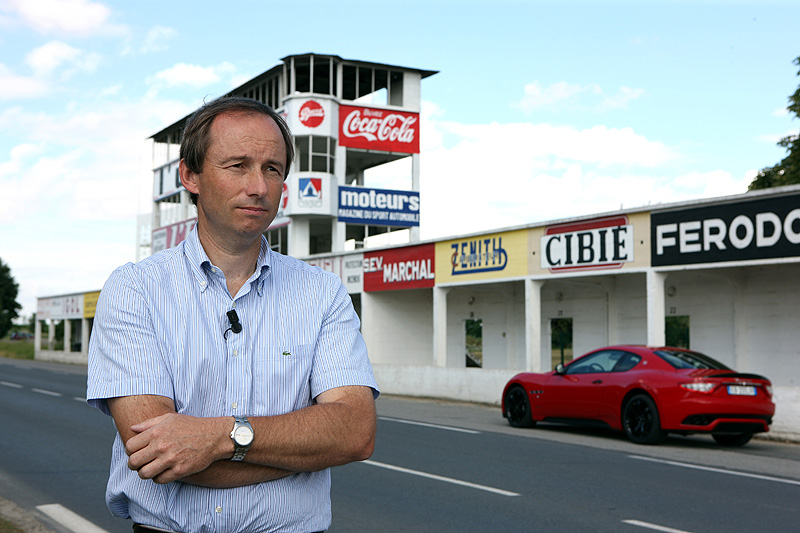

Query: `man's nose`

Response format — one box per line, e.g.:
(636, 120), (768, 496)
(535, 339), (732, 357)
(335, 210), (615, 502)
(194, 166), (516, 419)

(245, 169), (269, 197)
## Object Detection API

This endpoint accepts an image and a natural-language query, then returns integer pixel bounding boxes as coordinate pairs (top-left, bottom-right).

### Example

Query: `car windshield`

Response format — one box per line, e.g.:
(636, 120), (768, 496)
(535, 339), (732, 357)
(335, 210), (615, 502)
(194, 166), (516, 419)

(654, 349), (730, 370)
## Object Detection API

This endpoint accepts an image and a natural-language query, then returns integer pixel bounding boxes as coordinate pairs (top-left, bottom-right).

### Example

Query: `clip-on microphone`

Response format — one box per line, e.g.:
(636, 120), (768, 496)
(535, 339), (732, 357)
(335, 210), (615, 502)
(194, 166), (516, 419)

(224, 309), (242, 338)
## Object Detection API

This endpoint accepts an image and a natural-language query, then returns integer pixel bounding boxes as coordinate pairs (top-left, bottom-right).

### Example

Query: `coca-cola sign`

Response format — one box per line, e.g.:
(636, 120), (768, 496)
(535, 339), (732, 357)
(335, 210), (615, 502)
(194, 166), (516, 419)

(299, 100), (325, 128)
(339, 104), (420, 154)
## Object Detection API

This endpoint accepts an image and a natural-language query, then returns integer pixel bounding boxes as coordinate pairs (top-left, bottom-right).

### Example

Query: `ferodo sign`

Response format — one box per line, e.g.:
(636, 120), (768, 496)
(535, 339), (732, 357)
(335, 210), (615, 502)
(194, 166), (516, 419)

(338, 104), (419, 154)
(651, 193), (800, 266)
(363, 244), (435, 292)
(541, 215), (634, 272)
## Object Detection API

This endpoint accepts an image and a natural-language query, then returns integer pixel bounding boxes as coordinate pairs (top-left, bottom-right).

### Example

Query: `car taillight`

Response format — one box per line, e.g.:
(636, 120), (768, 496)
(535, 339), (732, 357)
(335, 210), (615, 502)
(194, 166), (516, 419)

(765, 385), (773, 397)
(680, 382), (717, 393)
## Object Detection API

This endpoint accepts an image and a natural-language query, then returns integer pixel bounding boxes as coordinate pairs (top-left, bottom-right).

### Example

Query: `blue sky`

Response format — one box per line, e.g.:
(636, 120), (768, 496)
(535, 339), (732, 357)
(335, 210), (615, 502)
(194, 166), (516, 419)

(0, 0), (798, 318)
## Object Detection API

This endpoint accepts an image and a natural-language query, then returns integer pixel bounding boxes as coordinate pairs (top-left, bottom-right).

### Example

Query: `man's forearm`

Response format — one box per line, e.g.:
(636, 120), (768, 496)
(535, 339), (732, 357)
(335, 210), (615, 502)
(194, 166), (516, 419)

(181, 460), (295, 488)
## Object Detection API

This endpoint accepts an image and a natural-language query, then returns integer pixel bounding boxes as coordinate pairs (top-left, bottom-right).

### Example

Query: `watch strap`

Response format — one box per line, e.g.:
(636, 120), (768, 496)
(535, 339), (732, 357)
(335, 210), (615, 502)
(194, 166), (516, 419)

(230, 416), (253, 462)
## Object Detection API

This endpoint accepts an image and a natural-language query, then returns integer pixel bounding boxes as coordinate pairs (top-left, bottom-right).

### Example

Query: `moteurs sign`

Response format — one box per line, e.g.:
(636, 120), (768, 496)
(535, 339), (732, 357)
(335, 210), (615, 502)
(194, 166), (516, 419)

(338, 105), (420, 154)
(338, 186), (420, 227)
(651, 193), (800, 266)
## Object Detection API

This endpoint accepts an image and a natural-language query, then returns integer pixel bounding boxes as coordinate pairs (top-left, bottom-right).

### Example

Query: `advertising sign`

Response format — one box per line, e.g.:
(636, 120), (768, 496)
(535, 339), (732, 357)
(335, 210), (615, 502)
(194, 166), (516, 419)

(83, 291), (101, 319)
(37, 294), (83, 320)
(436, 230), (528, 283)
(286, 174), (334, 216)
(338, 104), (420, 154)
(541, 215), (634, 272)
(285, 97), (335, 137)
(363, 244), (435, 292)
(306, 254), (364, 294)
(651, 193), (800, 266)
(153, 160), (183, 201)
(338, 186), (420, 227)
(152, 218), (197, 254)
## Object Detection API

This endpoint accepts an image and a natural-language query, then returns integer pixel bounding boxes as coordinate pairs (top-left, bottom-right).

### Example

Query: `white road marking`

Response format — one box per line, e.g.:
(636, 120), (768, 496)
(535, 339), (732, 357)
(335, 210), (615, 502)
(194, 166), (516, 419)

(623, 519), (693, 532)
(32, 388), (62, 397)
(0, 381), (23, 388)
(36, 504), (109, 533)
(363, 460), (520, 496)
(379, 416), (480, 434)
(629, 455), (800, 486)
(74, 397), (87, 402)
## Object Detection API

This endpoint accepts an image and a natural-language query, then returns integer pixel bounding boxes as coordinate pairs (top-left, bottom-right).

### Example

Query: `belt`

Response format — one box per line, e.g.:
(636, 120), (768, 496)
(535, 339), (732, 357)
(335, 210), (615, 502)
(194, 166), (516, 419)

(133, 524), (324, 533)
(133, 525), (180, 533)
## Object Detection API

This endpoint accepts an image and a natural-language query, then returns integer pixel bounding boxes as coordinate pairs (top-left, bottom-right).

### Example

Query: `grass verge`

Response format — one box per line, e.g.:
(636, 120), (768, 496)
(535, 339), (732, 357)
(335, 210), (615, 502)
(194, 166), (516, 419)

(0, 339), (35, 360)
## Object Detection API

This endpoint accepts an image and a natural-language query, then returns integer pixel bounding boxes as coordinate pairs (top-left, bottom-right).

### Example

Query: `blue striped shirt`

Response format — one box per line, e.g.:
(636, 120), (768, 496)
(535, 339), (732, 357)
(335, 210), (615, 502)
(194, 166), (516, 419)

(87, 227), (378, 533)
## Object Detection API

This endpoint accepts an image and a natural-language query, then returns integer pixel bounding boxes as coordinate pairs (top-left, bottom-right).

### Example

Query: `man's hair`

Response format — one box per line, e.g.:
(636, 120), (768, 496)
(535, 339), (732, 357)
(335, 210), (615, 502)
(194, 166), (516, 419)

(180, 96), (295, 205)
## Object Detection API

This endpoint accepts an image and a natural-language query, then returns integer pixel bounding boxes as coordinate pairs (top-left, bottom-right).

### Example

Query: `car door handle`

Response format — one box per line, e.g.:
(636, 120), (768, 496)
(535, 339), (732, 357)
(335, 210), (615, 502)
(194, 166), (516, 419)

(592, 380), (603, 384)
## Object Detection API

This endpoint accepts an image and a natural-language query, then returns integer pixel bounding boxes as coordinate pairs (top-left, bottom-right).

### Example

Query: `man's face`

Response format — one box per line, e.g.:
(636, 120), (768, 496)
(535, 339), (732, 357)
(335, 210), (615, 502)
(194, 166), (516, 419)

(183, 111), (287, 246)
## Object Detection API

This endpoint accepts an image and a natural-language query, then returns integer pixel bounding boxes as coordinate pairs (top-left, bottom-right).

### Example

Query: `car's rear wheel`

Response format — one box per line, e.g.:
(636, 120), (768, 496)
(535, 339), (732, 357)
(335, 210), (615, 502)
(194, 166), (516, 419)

(504, 385), (536, 428)
(622, 394), (667, 444)
(712, 432), (754, 447)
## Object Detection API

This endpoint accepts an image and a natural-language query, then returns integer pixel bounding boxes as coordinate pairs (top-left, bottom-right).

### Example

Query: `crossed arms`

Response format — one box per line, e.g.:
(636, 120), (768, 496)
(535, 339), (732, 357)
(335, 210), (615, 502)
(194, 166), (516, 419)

(107, 385), (376, 488)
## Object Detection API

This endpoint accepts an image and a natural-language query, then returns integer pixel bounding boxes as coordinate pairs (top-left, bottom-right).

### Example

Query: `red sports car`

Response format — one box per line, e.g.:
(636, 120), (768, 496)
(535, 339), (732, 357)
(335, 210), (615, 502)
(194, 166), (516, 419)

(502, 345), (775, 446)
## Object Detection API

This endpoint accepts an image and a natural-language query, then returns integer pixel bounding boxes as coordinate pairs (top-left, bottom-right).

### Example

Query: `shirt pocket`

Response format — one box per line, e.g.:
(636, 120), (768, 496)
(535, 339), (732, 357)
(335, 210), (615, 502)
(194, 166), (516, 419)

(253, 344), (315, 416)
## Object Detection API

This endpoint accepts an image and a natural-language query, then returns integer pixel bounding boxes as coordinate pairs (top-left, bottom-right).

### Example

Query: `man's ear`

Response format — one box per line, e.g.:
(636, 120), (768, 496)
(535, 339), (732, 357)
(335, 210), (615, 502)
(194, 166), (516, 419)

(179, 160), (200, 195)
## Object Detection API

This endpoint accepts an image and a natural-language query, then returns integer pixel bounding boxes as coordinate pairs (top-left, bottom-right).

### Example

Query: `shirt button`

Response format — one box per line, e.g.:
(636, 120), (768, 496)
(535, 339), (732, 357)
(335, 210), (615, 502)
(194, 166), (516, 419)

(233, 350), (238, 357)
(232, 402), (238, 409)
(215, 506), (222, 514)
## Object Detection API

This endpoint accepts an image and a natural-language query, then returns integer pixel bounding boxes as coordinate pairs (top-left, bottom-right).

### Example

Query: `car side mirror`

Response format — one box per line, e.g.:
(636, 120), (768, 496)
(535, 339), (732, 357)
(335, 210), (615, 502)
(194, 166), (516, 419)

(555, 363), (566, 375)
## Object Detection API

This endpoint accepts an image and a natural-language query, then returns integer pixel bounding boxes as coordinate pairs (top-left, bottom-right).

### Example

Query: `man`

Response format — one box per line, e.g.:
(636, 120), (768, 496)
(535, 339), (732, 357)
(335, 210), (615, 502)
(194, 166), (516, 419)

(87, 97), (379, 533)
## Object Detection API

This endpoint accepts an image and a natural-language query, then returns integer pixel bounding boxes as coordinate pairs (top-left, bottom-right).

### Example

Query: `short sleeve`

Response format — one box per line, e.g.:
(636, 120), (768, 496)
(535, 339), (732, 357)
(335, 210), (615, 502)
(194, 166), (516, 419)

(86, 264), (174, 415)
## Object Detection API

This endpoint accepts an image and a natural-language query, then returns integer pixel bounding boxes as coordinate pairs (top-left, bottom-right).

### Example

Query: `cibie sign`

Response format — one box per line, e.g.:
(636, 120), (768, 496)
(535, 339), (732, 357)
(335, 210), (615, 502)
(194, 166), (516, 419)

(338, 104), (420, 154)
(541, 215), (634, 272)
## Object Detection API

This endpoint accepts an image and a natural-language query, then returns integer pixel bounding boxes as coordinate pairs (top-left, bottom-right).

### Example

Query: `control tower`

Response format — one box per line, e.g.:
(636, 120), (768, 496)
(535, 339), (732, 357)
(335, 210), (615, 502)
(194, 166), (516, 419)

(147, 53), (437, 258)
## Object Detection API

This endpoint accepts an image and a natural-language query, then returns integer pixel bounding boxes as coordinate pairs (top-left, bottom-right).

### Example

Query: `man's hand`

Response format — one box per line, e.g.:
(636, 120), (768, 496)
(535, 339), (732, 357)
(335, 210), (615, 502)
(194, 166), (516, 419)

(125, 412), (232, 484)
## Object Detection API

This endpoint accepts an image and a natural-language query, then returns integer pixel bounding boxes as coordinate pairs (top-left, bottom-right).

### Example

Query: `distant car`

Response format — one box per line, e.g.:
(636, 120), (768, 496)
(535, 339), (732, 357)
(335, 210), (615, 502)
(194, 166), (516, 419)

(502, 345), (775, 446)
(10, 331), (33, 340)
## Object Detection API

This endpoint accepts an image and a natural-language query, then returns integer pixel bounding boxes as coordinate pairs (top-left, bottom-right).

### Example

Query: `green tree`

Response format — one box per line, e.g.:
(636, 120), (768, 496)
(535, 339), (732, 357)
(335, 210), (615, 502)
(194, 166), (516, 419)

(0, 258), (22, 339)
(749, 56), (800, 190)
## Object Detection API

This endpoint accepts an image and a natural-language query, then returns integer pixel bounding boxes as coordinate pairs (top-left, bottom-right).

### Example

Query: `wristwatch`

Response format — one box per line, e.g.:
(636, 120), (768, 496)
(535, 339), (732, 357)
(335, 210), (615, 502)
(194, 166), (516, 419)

(230, 416), (254, 461)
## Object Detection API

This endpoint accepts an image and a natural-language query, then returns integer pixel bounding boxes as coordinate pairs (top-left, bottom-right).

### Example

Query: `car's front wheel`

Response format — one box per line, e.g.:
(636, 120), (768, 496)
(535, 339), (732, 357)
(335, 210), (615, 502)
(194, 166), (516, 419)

(712, 432), (753, 446)
(504, 385), (536, 428)
(622, 394), (667, 444)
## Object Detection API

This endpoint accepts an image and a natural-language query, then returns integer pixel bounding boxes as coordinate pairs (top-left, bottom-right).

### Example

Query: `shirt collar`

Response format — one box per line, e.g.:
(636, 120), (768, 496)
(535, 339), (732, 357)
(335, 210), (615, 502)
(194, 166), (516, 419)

(183, 225), (273, 295)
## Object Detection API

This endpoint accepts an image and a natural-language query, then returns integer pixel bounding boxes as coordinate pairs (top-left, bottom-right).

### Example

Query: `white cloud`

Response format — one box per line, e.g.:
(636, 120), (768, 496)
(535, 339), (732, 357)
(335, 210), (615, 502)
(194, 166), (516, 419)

(148, 62), (237, 89)
(2, 0), (124, 36)
(141, 25), (176, 53)
(0, 64), (50, 100)
(513, 81), (645, 114)
(410, 101), (749, 241)
(25, 40), (101, 78)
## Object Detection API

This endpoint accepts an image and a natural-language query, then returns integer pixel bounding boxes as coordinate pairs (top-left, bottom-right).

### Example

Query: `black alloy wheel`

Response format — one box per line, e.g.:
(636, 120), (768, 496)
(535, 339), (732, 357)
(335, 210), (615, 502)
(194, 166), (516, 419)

(712, 432), (754, 446)
(622, 394), (667, 445)
(504, 385), (536, 428)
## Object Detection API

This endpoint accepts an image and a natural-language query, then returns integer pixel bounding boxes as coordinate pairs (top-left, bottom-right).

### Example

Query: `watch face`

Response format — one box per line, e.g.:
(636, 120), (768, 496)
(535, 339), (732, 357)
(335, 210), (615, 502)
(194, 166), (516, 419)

(234, 425), (254, 446)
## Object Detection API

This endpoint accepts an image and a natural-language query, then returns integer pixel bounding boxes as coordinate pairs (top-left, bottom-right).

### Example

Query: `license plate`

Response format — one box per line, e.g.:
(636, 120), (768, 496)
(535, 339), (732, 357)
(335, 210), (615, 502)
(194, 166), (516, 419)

(727, 385), (756, 396)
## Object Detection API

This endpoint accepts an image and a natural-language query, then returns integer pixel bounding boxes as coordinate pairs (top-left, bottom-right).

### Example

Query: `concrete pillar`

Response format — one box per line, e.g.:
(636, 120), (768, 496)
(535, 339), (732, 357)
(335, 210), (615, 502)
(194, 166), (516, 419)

(81, 318), (90, 356)
(525, 279), (544, 372)
(646, 270), (667, 346)
(34, 319), (42, 355)
(64, 319), (71, 353)
(288, 218), (310, 257)
(409, 153), (421, 243)
(433, 286), (449, 367)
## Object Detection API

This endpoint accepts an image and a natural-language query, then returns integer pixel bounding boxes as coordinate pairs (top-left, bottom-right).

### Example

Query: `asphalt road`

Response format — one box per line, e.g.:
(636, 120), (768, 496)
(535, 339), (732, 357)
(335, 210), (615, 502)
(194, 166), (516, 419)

(1, 357), (799, 532)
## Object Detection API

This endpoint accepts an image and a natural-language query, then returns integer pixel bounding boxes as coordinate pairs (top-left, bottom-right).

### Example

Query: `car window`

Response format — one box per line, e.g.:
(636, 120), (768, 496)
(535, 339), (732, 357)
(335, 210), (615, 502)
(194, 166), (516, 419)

(612, 353), (641, 372)
(654, 349), (730, 370)
(566, 350), (625, 374)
